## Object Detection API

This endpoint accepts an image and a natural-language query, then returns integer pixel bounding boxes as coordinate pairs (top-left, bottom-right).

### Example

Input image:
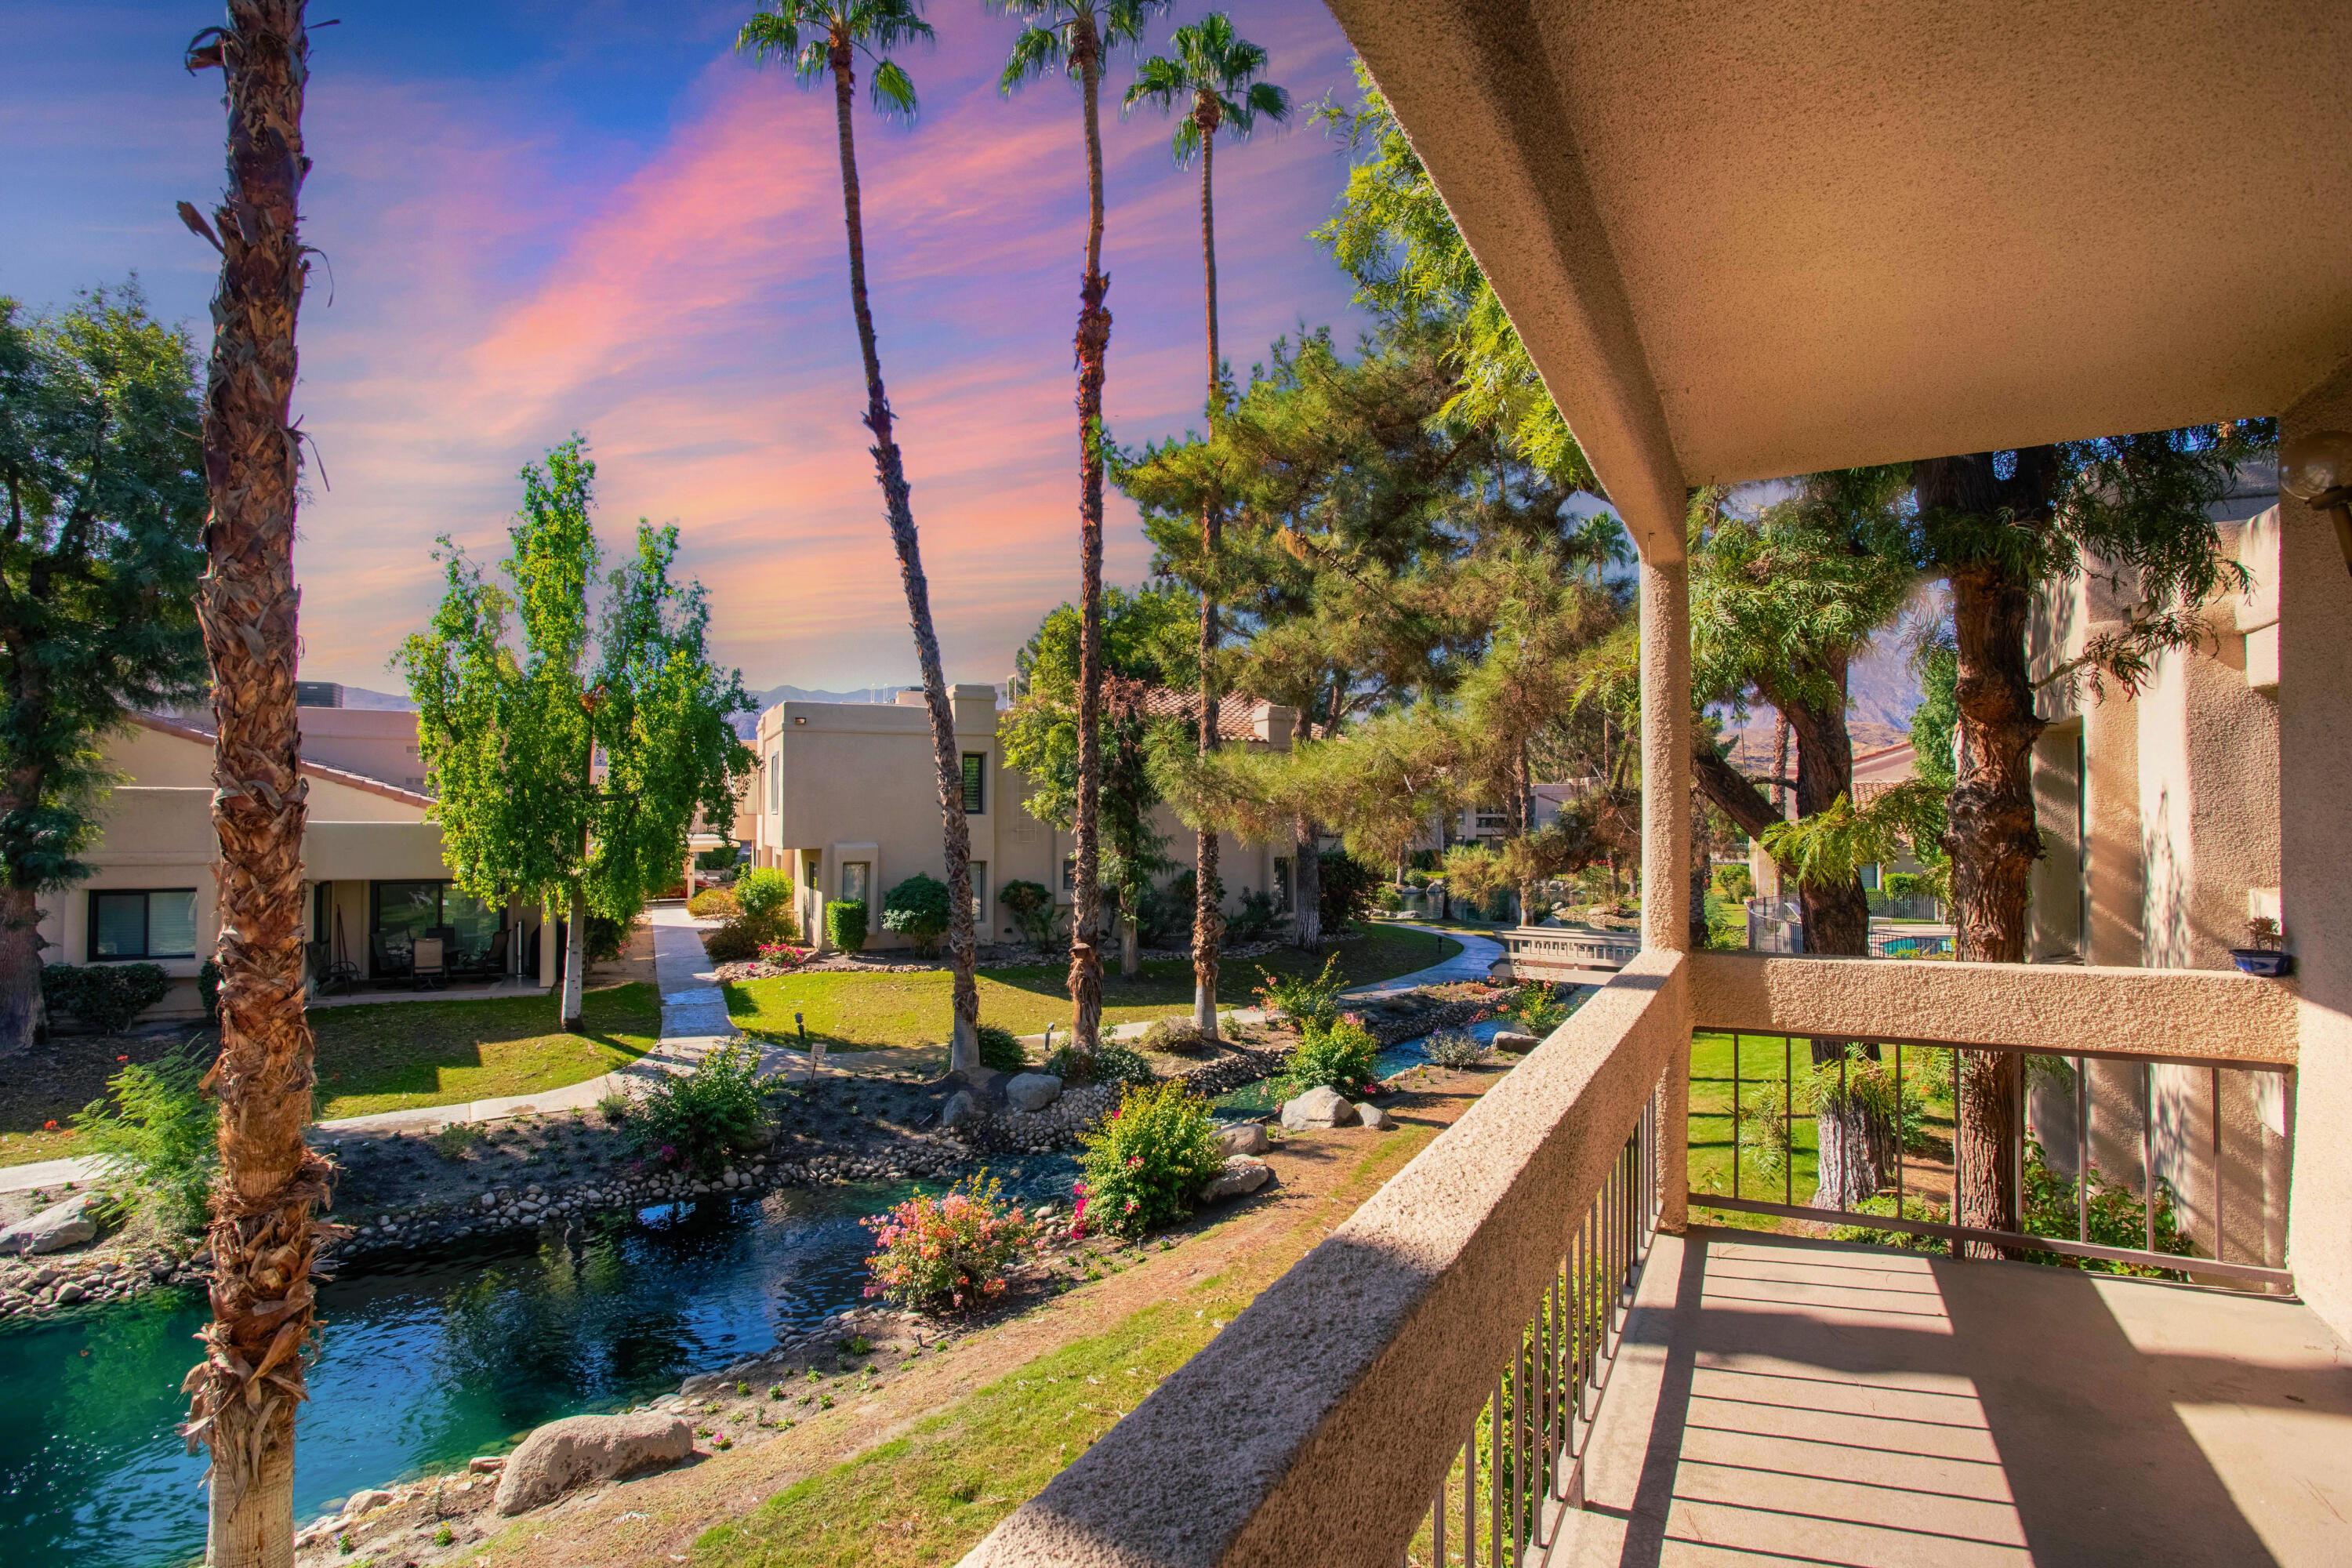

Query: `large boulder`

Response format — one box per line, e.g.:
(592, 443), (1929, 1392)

(1198, 1156), (1273, 1203)
(1356, 1103), (1396, 1131)
(1493, 1030), (1542, 1053)
(939, 1090), (985, 1129)
(1004, 1073), (1063, 1112)
(0, 1195), (98, 1256)
(1279, 1086), (1359, 1131)
(1215, 1122), (1269, 1157)
(495, 1412), (695, 1515)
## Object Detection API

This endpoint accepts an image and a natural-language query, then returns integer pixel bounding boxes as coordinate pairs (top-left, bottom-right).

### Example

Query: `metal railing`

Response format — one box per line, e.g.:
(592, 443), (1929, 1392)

(1496, 927), (1640, 978)
(1406, 1075), (1664, 1566)
(1690, 1030), (2293, 1289)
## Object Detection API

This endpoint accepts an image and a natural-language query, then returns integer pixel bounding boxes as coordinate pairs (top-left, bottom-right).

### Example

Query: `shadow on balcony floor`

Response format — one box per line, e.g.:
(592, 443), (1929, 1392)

(1562, 1226), (2352, 1566)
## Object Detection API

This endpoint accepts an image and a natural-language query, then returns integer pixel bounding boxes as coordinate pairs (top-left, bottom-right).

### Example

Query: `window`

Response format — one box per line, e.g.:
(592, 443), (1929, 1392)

(841, 862), (870, 906)
(368, 880), (501, 976)
(90, 889), (198, 960)
(1273, 857), (1293, 913)
(1062, 855), (1076, 893)
(970, 861), (988, 920)
(961, 753), (986, 814)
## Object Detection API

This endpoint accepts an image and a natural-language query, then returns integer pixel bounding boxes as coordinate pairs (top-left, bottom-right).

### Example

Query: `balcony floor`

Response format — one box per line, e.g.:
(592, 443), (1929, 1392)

(1562, 1226), (2352, 1566)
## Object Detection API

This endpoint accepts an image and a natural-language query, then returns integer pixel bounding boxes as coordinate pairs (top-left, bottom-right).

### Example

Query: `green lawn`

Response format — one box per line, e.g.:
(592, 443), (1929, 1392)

(725, 927), (1461, 1054)
(1686, 1029), (1956, 1232)
(310, 983), (660, 1120)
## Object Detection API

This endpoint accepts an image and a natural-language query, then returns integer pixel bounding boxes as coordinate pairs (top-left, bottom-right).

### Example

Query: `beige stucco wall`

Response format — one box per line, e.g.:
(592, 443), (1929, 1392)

(296, 705), (424, 790)
(751, 689), (1293, 951)
(2279, 363), (2352, 1341)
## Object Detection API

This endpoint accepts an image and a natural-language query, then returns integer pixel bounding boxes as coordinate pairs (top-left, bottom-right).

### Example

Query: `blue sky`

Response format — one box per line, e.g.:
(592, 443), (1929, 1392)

(4, 0), (1371, 692)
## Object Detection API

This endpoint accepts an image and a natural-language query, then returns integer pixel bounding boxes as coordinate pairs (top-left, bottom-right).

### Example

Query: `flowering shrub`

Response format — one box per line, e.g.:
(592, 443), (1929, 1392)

(633, 1043), (772, 1174)
(861, 1173), (1040, 1313)
(1276, 1016), (1385, 1101)
(1077, 1080), (1225, 1239)
(1422, 1029), (1494, 1069)
(754, 941), (807, 968)
(1252, 953), (1345, 1035)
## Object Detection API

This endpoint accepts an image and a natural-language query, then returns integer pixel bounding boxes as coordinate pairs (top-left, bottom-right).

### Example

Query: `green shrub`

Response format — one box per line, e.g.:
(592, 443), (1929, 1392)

(1423, 1029), (1493, 1069)
(430, 1123), (481, 1160)
(1372, 884), (1406, 913)
(1277, 1015), (1384, 1100)
(1139, 1016), (1211, 1054)
(42, 963), (172, 1033)
(1405, 869), (1432, 889)
(1076, 1080), (1225, 1238)
(586, 915), (626, 965)
(1226, 887), (1281, 942)
(977, 1024), (1027, 1073)
(997, 879), (1058, 947)
(1502, 982), (1571, 1036)
(1317, 848), (1381, 933)
(74, 1044), (216, 1233)
(702, 909), (779, 964)
(1046, 1041), (1152, 1088)
(688, 886), (740, 920)
(735, 867), (794, 921)
(1252, 952), (1344, 1035)
(633, 1043), (771, 1174)
(197, 960), (222, 1025)
(1713, 863), (1755, 902)
(862, 1173), (1040, 1312)
(880, 873), (953, 956)
(826, 900), (869, 954)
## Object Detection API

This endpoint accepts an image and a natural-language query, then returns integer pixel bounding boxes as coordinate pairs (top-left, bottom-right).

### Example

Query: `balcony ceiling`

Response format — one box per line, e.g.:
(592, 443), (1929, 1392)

(1326, 0), (2352, 550)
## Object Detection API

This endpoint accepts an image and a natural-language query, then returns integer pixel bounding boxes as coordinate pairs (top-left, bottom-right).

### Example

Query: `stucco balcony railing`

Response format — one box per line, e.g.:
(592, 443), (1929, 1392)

(962, 951), (2346, 1567)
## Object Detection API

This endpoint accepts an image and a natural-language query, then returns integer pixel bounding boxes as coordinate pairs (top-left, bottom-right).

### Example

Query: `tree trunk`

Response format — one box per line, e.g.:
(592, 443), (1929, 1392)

(1190, 118), (1223, 1041)
(184, 9), (324, 1564)
(1687, 786), (1711, 950)
(1120, 909), (1138, 979)
(1782, 662), (1871, 964)
(0, 877), (48, 1054)
(561, 880), (588, 1032)
(1066, 31), (1111, 1069)
(1293, 820), (1323, 949)
(1812, 1080), (1897, 1210)
(829, 48), (979, 1078)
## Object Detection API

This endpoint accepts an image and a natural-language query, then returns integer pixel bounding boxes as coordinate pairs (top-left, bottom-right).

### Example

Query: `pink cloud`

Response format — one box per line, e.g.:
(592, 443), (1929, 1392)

(287, 2), (1366, 694)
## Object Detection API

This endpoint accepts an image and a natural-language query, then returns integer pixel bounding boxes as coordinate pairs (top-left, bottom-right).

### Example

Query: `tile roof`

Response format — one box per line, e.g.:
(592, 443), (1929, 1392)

(132, 712), (437, 810)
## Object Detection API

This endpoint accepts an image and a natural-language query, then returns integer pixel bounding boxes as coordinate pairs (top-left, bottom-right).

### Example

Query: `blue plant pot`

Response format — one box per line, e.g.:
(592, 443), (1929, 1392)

(2230, 949), (2293, 978)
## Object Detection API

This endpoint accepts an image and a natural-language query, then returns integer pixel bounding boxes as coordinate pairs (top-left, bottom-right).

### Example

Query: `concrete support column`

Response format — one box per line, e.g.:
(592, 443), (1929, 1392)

(2279, 359), (2352, 1341)
(1639, 550), (1693, 1232)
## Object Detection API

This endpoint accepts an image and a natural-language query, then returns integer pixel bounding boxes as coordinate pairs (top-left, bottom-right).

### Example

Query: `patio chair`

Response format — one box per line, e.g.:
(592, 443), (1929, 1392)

(410, 936), (445, 991)
(479, 926), (511, 980)
(371, 930), (410, 982)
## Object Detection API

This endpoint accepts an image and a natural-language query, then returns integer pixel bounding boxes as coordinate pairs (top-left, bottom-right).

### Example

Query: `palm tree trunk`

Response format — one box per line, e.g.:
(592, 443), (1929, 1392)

(1191, 120), (1223, 1040)
(184, 7), (325, 1564)
(828, 51), (978, 1077)
(1919, 452), (2050, 1249)
(1067, 31), (1111, 1066)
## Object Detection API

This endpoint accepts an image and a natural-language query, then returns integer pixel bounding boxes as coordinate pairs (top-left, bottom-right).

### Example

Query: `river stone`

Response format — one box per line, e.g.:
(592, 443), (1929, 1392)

(1279, 1086), (1358, 1130)
(494, 1412), (694, 1515)
(1215, 1123), (1269, 1157)
(1004, 1073), (1063, 1112)
(0, 1196), (98, 1256)
(1494, 1030), (1541, 1052)
(343, 1489), (394, 1517)
(1356, 1103), (1396, 1131)
(1198, 1156), (1272, 1203)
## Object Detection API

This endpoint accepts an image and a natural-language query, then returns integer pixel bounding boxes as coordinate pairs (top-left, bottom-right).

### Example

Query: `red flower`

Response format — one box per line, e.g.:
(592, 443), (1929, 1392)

(115, 1055), (129, 1063)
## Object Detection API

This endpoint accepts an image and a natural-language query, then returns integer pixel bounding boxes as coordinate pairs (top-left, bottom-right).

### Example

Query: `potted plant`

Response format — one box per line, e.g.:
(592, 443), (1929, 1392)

(2230, 916), (2293, 977)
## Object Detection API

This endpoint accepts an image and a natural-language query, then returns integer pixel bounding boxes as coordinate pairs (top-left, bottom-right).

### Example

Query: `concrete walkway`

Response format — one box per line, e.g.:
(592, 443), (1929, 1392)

(1341, 921), (1504, 1000)
(1561, 1226), (2352, 1566)
(0, 906), (731, 1196)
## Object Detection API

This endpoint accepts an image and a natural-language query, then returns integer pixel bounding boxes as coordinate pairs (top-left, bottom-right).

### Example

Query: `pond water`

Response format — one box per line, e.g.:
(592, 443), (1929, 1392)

(0, 1159), (1083, 1568)
(2, 1010), (1536, 1568)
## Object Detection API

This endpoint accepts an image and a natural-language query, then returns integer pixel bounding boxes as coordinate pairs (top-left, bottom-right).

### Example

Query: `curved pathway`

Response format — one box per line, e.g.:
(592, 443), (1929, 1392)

(1341, 922), (1504, 1000)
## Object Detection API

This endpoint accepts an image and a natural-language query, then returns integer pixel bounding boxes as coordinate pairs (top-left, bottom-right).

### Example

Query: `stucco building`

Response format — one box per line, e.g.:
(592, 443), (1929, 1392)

(742, 685), (1302, 950)
(44, 706), (553, 1022)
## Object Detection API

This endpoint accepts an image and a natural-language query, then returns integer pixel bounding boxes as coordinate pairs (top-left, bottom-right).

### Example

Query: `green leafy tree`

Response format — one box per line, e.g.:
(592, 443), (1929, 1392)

(0, 285), (209, 1052)
(992, 0), (1167, 1059)
(740, 0), (987, 1077)
(1126, 12), (1287, 1041)
(396, 439), (753, 1029)
(1000, 585), (1190, 989)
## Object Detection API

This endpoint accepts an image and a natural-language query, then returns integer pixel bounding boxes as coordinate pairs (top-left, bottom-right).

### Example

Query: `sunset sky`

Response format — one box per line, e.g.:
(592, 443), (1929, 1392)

(6, 0), (1371, 695)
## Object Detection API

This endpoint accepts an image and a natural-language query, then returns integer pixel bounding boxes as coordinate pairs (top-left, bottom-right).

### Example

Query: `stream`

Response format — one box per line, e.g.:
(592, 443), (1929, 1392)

(0, 1019), (1513, 1568)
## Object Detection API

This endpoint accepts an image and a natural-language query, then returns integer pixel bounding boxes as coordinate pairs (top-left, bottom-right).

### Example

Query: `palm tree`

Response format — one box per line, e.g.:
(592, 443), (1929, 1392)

(993, 0), (1165, 1068)
(738, 0), (984, 1079)
(1127, 13), (1287, 1039)
(179, 5), (328, 1563)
